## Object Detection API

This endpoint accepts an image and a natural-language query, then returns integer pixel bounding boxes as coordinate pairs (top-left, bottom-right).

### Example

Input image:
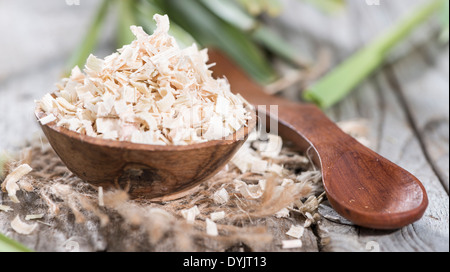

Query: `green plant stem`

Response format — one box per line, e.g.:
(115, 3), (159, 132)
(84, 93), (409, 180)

(200, 0), (306, 67)
(303, 0), (443, 109)
(117, 0), (138, 48)
(0, 233), (32, 252)
(64, 0), (110, 76)
(251, 26), (308, 67)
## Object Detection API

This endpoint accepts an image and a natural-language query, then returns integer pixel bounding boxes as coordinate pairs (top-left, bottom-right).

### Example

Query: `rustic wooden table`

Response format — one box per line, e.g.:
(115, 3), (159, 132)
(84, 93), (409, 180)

(0, 0), (448, 252)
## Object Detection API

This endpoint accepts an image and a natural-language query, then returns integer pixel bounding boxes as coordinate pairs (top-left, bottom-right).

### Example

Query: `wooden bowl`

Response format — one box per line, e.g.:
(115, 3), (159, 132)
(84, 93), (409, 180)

(35, 106), (256, 200)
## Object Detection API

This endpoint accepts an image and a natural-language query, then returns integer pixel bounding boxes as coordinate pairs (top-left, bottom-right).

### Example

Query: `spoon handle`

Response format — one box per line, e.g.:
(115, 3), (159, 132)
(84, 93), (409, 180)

(211, 50), (428, 229)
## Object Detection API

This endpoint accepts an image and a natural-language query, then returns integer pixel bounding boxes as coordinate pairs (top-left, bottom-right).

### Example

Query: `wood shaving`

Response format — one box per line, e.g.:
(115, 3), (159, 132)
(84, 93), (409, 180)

(180, 205), (200, 224)
(1, 164), (32, 203)
(205, 218), (218, 236)
(38, 114), (56, 125)
(11, 215), (38, 235)
(0, 204), (13, 212)
(212, 188), (229, 205)
(258, 134), (283, 158)
(36, 14), (251, 145)
(281, 239), (303, 249)
(18, 179), (34, 192)
(210, 211), (225, 221)
(25, 214), (45, 220)
(286, 225), (305, 239)
(98, 186), (104, 207)
(274, 208), (290, 218)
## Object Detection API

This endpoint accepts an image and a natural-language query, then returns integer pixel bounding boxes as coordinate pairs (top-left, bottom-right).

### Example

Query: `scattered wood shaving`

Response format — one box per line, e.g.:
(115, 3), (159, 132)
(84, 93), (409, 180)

(259, 134), (283, 158)
(11, 215), (38, 235)
(206, 218), (218, 236)
(1, 164), (32, 203)
(0, 204), (13, 212)
(286, 225), (305, 239)
(180, 205), (200, 224)
(210, 211), (225, 221)
(98, 186), (104, 207)
(18, 179), (34, 192)
(212, 188), (229, 205)
(281, 239), (303, 249)
(274, 208), (290, 218)
(25, 214), (45, 221)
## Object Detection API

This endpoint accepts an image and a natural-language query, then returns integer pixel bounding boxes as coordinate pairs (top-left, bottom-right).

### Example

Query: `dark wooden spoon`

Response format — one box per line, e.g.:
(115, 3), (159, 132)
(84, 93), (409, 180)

(209, 51), (428, 229)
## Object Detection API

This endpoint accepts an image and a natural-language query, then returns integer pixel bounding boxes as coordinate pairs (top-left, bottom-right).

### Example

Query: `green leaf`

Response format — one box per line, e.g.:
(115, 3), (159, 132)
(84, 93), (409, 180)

(64, 0), (110, 76)
(156, 0), (278, 84)
(0, 233), (33, 252)
(303, 0), (443, 108)
(199, 0), (256, 31)
(235, 0), (283, 16)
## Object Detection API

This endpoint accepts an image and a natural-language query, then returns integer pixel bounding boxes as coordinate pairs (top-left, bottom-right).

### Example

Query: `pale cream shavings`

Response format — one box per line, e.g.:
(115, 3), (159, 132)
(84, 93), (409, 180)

(1, 164), (32, 203)
(258, 134), (283, 158)
(0, 205), (13, 212)
(37, 14), (251, 145)
(212, 188), (229, 205)
(210, 211), (225, 221)
(39, 114), (56, 125)
(205, 218), (218, 236)
(274, 208), (290, 218)
(98, 186), (104, 207)
(286, 225), (305, 239)
(281, 239), (303, 249)
(11, 215), (38, 235)
(25, 214), (45, 221)
(180, 205), (200, 224)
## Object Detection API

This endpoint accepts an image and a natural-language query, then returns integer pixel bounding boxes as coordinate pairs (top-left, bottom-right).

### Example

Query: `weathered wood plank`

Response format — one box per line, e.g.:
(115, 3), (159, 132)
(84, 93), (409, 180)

(388, 46), (449, 192)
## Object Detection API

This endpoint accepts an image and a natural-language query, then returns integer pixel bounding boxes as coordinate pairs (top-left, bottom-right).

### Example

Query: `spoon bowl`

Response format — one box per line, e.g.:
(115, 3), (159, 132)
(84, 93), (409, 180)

(35, 107), (256, 200)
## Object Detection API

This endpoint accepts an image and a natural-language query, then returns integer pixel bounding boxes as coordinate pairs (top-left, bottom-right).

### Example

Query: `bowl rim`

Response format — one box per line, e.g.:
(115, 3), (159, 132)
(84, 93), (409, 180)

(35, 105), (256, 152)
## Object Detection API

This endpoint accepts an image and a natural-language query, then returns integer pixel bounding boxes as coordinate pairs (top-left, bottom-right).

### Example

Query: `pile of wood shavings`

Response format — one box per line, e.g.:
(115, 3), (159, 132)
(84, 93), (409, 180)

(0, 130), (325, 251)
(36, 14), (251, 145)
(0, 120), (370, 251)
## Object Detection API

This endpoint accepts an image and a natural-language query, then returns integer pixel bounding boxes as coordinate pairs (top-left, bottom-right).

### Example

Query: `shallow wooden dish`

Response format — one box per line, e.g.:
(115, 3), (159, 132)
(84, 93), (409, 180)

(35, 106), (256, 200)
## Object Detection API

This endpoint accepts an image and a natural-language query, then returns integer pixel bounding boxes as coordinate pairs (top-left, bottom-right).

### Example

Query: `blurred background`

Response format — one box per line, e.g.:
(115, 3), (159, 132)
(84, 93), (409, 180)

(0, 0), (448, 187)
